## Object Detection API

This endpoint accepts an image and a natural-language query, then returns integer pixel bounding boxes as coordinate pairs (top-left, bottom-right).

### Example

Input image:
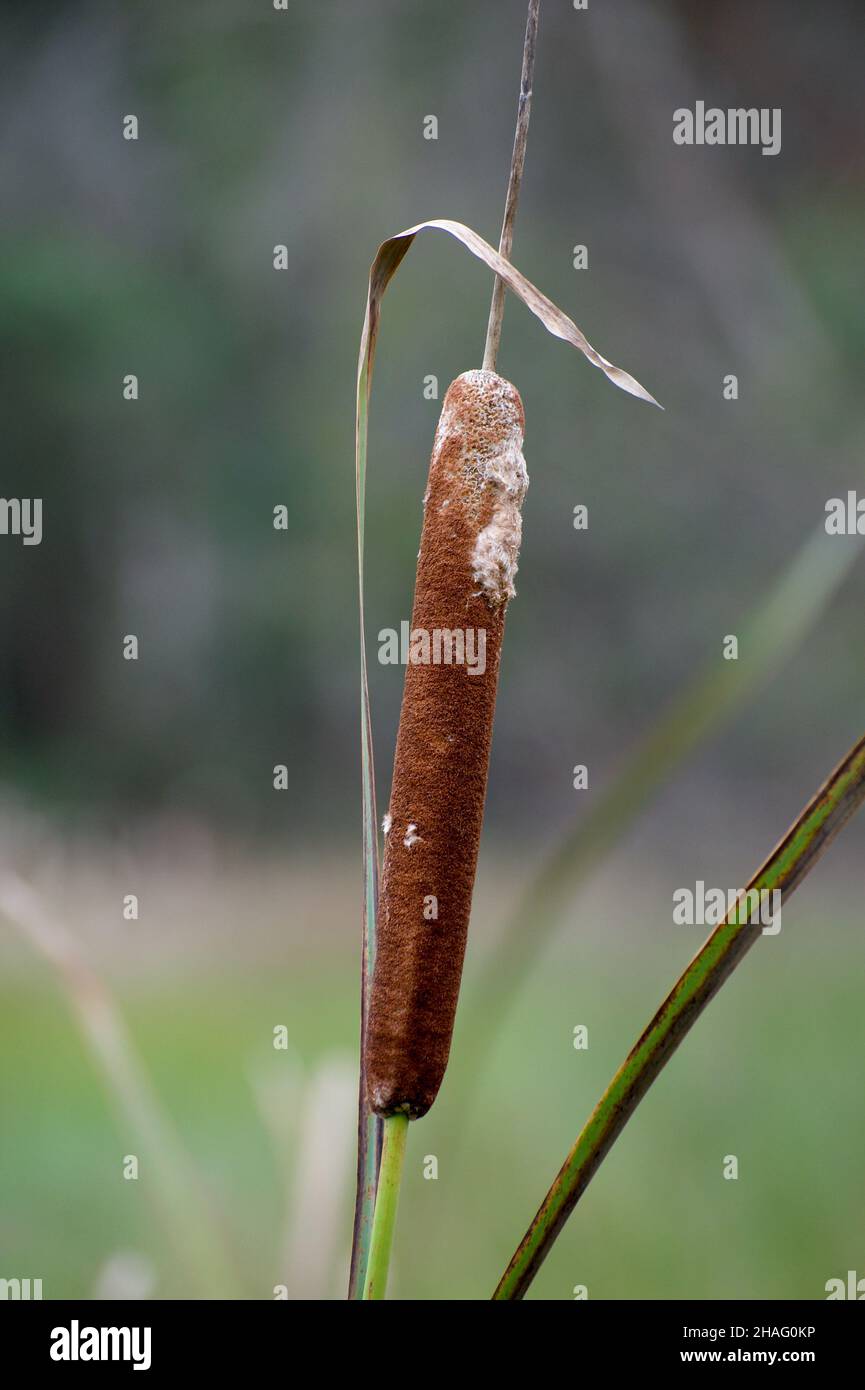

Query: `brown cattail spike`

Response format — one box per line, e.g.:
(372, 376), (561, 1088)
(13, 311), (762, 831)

(366, 370), (528, 1118)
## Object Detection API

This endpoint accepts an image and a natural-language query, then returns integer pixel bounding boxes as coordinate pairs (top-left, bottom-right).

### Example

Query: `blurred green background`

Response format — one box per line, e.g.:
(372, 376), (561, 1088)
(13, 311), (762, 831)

(1, 0), (863, 1299)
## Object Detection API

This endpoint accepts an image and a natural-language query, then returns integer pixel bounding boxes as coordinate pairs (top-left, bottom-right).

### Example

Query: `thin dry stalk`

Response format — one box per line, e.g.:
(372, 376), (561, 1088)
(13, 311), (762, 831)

(483, 0), (540, 372)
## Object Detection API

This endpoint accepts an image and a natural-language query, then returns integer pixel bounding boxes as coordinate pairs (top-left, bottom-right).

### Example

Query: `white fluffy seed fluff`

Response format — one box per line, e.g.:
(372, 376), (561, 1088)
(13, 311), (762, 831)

(434, 369), (528, 606)
(403, 823), (421, 849)
(382, 812), (392, 835)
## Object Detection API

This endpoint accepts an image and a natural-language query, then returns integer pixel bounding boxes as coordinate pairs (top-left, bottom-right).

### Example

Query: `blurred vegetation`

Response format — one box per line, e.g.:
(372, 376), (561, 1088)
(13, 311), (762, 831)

(3, 895), (864, 1299)
(1, 0), (863, 843)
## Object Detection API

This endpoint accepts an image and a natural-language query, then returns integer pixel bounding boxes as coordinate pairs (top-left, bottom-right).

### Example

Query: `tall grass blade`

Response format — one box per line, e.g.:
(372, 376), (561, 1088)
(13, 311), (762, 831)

(348, 346), (384, 1298)
(493, 729), (865, 1298)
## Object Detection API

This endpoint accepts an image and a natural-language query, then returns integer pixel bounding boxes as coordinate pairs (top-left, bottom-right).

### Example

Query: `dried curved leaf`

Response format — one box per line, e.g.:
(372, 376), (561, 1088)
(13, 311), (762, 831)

(358, 217), (660, 406)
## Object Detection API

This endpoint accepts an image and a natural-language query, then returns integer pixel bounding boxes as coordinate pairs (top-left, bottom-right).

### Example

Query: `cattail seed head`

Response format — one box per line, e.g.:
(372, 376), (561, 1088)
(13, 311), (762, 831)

(365, 370), (527, 1118)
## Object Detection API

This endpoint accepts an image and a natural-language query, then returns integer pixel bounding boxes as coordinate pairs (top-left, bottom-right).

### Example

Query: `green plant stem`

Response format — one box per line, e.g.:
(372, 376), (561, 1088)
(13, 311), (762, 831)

(493, 729), (865, 1300)
(362, 1114), (409, 1300)
(349, 320), (384, 1300)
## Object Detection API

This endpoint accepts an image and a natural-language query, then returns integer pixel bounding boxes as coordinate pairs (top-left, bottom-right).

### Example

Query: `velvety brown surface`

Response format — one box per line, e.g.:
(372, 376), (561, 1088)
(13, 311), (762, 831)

(365, 371), (526, 1118)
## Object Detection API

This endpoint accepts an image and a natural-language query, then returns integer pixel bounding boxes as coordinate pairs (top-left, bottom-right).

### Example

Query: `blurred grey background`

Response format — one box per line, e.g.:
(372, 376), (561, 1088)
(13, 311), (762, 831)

(1, 0), (863, 846)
